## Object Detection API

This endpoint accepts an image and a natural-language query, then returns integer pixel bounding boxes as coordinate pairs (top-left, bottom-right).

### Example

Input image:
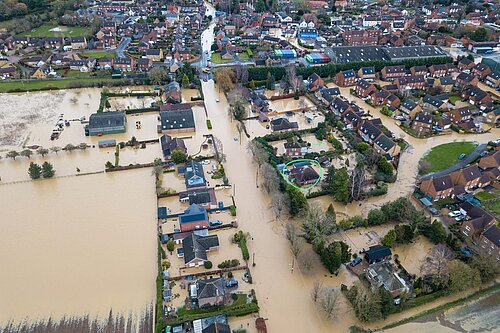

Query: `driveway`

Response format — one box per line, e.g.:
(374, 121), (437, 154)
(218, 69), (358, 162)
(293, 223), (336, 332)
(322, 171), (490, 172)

(420, 143), (487, 180)
(115, 37), (131, 58)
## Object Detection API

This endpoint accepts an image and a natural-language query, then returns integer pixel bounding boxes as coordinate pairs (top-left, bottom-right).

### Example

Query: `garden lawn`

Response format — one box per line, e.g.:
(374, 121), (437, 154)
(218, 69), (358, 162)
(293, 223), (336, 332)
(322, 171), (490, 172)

(80, 51), (116, 59)
(21, 25), (92, 37)
(420, 141), (478, 174)
(211, 53), (234, 64)
(0, 78), (128, 93)
(448, 94), (461, 105)
(475, 191), (496, 202)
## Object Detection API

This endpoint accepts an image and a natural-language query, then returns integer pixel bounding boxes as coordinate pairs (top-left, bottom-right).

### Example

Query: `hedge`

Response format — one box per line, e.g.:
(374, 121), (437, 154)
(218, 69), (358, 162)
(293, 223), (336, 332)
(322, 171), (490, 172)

(206, 119), (212, 129)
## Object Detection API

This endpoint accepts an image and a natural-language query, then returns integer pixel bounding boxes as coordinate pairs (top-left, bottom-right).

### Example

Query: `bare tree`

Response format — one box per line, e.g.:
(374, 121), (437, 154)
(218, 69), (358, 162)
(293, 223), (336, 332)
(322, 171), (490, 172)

(318, 288), (341, 320)
(233, 64), (249, 84)
(286, 222), (302, 258)
(227, 91), (247, 121)
(302, 203), (337, 245)
(348, 165), (366, 202)
(248, 140), (269, 186)
(260, 163), (280, 194)
(50, 146), (61, 155)
(299, 248), (314, 272)
(285, 63), (301, 93)
(311, 280), (323, 302)
(420, 244), (455, 286)
(269, 191), (290, 220)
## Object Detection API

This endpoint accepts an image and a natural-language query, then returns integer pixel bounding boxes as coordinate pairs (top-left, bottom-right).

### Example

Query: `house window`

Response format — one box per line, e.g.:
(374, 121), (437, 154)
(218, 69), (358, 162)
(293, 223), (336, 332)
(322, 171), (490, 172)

(465, 225), (471, 231)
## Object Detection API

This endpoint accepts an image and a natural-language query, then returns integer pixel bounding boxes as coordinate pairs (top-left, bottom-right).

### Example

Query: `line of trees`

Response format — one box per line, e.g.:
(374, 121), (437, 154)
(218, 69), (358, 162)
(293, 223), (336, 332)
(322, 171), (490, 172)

(28, 161), (55, 179)
(4, 144), (87, 160)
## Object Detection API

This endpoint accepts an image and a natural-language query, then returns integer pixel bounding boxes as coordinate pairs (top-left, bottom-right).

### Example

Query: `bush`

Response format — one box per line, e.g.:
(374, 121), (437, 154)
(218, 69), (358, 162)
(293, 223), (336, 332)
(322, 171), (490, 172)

(206, 119), (212, 129)
(229, 205), (237, 216)
(218, 259), (240, 269)
(204, 261), (213, 269)
(166, 240), (175, 252)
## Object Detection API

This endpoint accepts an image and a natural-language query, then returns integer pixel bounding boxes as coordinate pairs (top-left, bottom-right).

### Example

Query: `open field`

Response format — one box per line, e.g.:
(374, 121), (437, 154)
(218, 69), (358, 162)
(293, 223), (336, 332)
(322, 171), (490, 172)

(80, 51), (117, 59)
(420, 141), (478, 174)
(211, 53), (234, 64)
(0, 78), (129, 93)
(21, 25), (92, 37)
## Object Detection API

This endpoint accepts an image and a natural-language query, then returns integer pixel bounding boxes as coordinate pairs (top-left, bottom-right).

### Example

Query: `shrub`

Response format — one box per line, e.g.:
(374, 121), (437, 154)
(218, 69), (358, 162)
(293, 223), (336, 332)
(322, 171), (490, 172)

(206, 119), (212, 129)
(166, 240), (175, 252)
(204, 261), (213, 269)
(229, 205), (237, 216)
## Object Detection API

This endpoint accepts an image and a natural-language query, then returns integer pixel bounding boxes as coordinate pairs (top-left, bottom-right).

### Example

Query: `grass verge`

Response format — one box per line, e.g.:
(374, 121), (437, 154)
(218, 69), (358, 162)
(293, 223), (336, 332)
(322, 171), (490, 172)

(0, 77), (132, 93)
(420, 141), (478, 174)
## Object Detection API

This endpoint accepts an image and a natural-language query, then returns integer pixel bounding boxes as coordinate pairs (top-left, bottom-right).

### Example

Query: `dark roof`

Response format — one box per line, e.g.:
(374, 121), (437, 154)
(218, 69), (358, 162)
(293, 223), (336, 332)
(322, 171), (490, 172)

(365, 245), (392, 261)
(359, 120), (382, 140)
(270, 118), (298, 131)
(332, 97), (351, 112)
(401, 99), (418, 111)
(458, 164), (481, 181)
(197, 277), (226, 301)
(431, 175), (453, 191)
(160, 107), (195, 131)
(290, 165), (320, 183)
(482, 225), (500, 248)
(361, 66), (375, 75)
(188, 191), (211, 205)
(357, 79), (373, 90)
(414, 112), (433, 124)
(88, 111), (126, 130)
(160, 134), (186, 157)
(202, 322), (231, 333)
(374, 134), (395, 151)
(423, 95), (444, 108)
(438, 76), (455, 85)
(456, 72), (475, 83)
(185, 161), (206, 188)
(384, 45), (446, 61)
(182, 233), (219, 264)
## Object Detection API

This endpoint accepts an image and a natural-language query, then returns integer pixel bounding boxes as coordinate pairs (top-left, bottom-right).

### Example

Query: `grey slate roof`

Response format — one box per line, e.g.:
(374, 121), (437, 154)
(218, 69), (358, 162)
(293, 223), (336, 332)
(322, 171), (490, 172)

(182, 233), (219, 264)
(197, 278), (226, 301)
(88, 111), (126, 131)
(160, 107), (195, 131)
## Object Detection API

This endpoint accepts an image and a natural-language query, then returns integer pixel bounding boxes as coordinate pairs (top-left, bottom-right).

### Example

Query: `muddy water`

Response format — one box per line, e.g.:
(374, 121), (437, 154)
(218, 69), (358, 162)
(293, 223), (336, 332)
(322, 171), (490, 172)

(0, 170), (157, 323)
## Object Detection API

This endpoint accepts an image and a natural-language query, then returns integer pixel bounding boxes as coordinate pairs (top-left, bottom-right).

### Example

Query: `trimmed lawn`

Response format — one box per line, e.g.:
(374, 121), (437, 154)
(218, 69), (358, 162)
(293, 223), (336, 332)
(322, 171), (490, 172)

(0, 78), (128, 93)
(475, 191), (496, 202)
(237, 52), (249, 61)
(449, 94), (461, 105)
(64, 70), (94, 78)
(211, 53), (234, 64)
(483, 199), (500, 220)
(80, 51), (116, 59)
(21, 25), (92, 37)
(420, 141), (478, 174)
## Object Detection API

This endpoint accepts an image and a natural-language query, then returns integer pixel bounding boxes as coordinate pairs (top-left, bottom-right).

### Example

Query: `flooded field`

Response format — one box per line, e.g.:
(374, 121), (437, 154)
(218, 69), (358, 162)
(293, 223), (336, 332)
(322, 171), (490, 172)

(0, 169), (157, 323)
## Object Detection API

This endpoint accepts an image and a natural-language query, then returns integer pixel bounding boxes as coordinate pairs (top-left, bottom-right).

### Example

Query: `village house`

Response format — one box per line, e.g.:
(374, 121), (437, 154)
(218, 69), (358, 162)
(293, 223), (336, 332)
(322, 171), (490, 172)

(420, 174), (454, 200)
(410, 65), (428, 76)
(165, 81), (182, 103)
(358, 119), (383, 144)
(284, 140), (308, 157)
(112, 57), (135, 71)
(159, 103), (195, 134)
(460, 202), (496, 239)
(366, 261), (410, 298)
(450, 106), (474, 123)
(371, 90), (401, 108)
(179, 204), (209, 231)
(471, 63), (492, 79)
(136, 58), (153, 71)
(145, 49), (163, 61)
(478, 225), (500, 259)
(160, 134), (187, 160)
(411, 112), (433, 135)
(344, 111), (362, 129)
(380, 65), (406, 80)
(358, 67), (376, 81)
(394, 75), (426, 90)
(184, 161), (206, 189)
(97, 57), (113, 70)
(289, 165), (320, 186)
(364, 245), (392, 264)
(450, 164), (485, 190)
(86, 111), (126, 136)
(179, 189), (215, 208)
(428, 64), (448, 77)
(180, 233), (219, 266)
(485, 71), (500, 88)
(196, 277), (226, 307)
(307, 73), (324, 91)
(316, 87), (340, 106)
(456, 72), (479, 87)
(457, 58), (475, 72)
(335, 69), (357, 87)
(270, 118), (299, 132)
(355, 79), (377, 98)
(462, 86), (493, 106)
(434, 76), (455, 92)
(373, 134), (400, 158)
(331, 97), (353, 116)
(400, 99), (421, 118)
(422, 94), (447, 111)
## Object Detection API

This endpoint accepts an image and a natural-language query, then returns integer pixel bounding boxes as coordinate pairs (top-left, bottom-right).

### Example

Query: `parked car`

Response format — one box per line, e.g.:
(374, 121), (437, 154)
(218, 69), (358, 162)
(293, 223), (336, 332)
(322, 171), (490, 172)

(429, 207), (439, 216)
(350, 257), (362, 267)
(455, 215), (465, 222)
(458, 153), (467, 160)
(202, 160), (211, 165)
(209, 220), (223, 226)
(226, 280), (238, 288)
(448, 210), (461, 217)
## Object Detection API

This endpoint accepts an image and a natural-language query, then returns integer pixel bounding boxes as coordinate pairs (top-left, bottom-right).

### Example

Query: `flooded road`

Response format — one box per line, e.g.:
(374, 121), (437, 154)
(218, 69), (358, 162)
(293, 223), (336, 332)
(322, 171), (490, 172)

(0, 170), (157, 323)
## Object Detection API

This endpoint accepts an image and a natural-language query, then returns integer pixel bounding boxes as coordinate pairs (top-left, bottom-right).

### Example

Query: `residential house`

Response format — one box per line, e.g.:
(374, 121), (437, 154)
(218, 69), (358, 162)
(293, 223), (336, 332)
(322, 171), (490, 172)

(184, 161), (206, 189)
(434, 76), (455, 92)
(31, 66), (50, 79)
(371, 90), (400, 108)
(462, 86), (493, 106)
(422, 94), (447, 110)
(457, 58), (474, 72)
(196, 277), (226, 307)
(202, 323), (231, 333)
(145, 49), (163, 61)
(70, 37), (87, 49)
(160, 134), (186, 160)
(364, 245), (392, 264)
(373, 134), (400, 157)
(159, 103), (195, 134)
(471, 63), (492, 79)
(428, 64), (447, 77)
(355, 79), (376, 98)
(366, 261), (410, 298)
(450, 165), (484, 190)
(97, 57), (113, 70)
(335, 69), (357, 87)
(358, 119), (382, 144)
(86, 111), (126, 136)
(410, 65), (428, 76)
(380, 65), (406, 80)
(137, 58), (152, 71)
(316, 87), (340, 106)
(0, 65), (17, 78)
(112, 57), (135, 71)
(482, 107), (500, 126)
(394, 75), (426, 90)
(460, 202), (496, 239)
(485, 71), (500, 88)
(344, 111), (362, 129)
(289, 165), (320, 186)
(358, 66), (376, 81)
(478, 225), (500, 259)
(400, 99), (421, 118)
(450, 106), (473, 123)
(420, 175), (454, 200)
(307, 73), (324, 92)
(165, 81), (182, 103)
(284, 140), (308, 157)
(180, 233), (219, 266)
(270, 118), (298, 132)
(331, 97), (353, 116)
(411, 112), (433, 135)
(456, 72), (478, 87)
(179, 204), (209, 231)
(479, 150), (500, 170)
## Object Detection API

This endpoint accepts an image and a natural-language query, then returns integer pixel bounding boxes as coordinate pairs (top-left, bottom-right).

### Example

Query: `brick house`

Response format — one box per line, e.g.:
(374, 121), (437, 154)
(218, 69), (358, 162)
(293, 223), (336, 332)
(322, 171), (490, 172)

(478, 225), (500, 260)
(180, 233), (219, 267)
(145, 48), (163, 61)
(371, 90), (401, 108)
(137, 58), (152, 71)
(434, 76), (455, 92)
(284, 141), (308, 157)
(400, 99), (421, 118)
(335, 69), (357, 87)
(380, 65), (406, 80)
(428, 64), (447, 77)
(462, 86), (493, 106)
(410, 65), (428, 76)
(449, 106), (473, 123)
(485, 71), (500, 88)
(179, 204), (209, 232)
(373, 134), (400, 157)
(394, 75), (426, 90)
(358, 66), (376, 81)
(112, 57), (135, 71)
(456, 72), (479, 87)
(420, 175), (454, 200)
(471, 63), (492, 79)
(450, 165), (484, 190)
(355, 79), (377, 97)
(196, 277), (226, 307)
(457, 58), (474, 72)
(307, 73), (324, 92)
(358, 119), (382, 144)
(411, 112), (433, 135)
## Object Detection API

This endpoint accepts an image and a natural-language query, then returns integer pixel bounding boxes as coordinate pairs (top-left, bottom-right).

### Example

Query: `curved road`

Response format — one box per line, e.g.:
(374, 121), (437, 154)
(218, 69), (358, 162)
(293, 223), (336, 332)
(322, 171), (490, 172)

(420, 143), (487, 180)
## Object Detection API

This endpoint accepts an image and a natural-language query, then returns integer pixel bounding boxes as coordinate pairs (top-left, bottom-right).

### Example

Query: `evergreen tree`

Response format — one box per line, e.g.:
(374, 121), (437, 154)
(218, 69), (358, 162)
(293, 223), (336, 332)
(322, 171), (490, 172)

(28, 162), (42, 179)
(41, 161), (55, 178)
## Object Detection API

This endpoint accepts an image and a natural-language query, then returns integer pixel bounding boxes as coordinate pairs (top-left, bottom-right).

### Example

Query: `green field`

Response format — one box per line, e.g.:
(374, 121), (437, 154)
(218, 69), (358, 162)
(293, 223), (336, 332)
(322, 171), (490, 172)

(21, 25), (92, 37)
(211, 52), (234, 64)
(0, 78), (128, 93)
(420, 141), (478, 174)
(449, 94), (461, 105)
(80, 51), (116, 59)
(483, 199), (500, 220)
(475, 191), (496, 202)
